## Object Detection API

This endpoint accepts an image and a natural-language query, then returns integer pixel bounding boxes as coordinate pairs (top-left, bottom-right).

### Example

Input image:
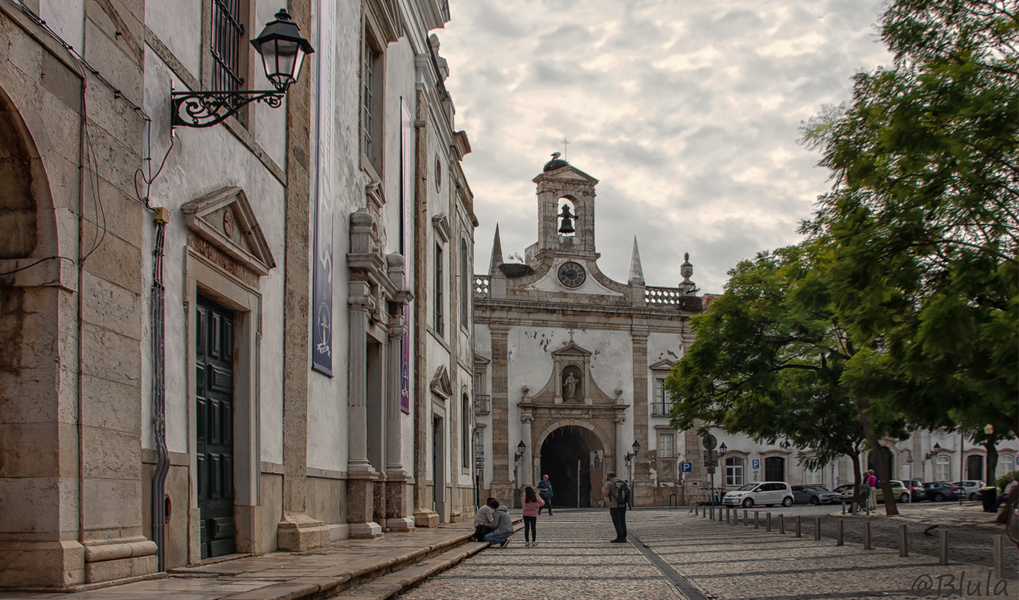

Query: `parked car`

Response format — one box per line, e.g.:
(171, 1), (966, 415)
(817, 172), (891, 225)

(722, 482), (795, 508)
(904, 479), (928, 502)
(792, 485), (840, 505)
(874, 480), (911, 503)
(951, 480), (985, 501)
(833, 484), (856, 502)
(924, 481), (964, 502)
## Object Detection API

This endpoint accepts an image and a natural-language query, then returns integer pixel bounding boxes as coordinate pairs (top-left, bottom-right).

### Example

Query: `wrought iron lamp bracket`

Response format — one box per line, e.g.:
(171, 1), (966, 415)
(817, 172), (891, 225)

(171, 89), (284, 129)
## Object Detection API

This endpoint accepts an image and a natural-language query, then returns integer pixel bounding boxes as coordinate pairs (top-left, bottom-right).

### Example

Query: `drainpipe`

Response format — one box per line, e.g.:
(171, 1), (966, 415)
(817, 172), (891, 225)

(150, 211), (170, 570)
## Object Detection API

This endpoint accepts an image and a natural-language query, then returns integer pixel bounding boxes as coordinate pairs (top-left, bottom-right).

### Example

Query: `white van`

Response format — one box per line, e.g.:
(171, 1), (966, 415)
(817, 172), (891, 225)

(722, 482), (794, 508)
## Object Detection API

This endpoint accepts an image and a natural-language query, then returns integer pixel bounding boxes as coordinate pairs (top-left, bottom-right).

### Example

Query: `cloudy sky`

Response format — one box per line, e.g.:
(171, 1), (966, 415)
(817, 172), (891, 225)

(438, 0), (894, 294)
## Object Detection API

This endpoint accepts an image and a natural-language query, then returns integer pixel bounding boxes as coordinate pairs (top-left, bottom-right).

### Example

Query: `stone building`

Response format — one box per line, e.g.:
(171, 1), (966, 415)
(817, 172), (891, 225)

(0, 0), (475, 590)
(471, 156), (1019, 509)
(472, 156), (705, 508)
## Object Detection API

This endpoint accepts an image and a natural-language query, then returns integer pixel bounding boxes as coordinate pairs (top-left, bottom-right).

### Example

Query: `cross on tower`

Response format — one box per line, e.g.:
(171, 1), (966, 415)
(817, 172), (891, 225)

(561, 137), (570, 160)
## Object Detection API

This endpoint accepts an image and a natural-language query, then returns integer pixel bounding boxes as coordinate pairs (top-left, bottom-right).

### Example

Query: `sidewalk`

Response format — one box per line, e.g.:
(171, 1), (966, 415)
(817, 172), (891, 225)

(0, 520), (495, 600)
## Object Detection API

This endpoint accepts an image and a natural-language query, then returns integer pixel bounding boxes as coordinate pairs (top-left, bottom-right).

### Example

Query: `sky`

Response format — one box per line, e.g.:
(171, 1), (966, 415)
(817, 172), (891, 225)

(438, 0), (894, 294)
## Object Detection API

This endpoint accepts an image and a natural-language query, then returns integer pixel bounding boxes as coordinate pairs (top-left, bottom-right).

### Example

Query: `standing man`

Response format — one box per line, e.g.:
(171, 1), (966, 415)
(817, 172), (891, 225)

(538, 474), (554, 516)
(603, 472), (627, 543)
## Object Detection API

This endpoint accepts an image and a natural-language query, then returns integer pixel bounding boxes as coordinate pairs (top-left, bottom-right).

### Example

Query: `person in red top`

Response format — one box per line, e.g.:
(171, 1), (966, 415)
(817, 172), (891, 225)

(520, 486), (545, 547)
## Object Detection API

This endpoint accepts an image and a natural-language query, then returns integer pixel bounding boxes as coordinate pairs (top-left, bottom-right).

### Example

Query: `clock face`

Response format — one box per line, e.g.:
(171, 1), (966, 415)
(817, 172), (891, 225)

(558, 262), (586, 288)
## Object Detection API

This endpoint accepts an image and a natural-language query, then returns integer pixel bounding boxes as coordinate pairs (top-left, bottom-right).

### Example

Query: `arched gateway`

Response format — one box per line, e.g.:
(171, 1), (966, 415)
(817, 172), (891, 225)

(538, 425), (604, 508)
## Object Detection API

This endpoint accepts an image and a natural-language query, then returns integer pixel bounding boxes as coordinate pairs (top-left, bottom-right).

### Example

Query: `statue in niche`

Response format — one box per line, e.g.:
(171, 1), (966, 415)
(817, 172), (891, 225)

(563, 372), (579, 401)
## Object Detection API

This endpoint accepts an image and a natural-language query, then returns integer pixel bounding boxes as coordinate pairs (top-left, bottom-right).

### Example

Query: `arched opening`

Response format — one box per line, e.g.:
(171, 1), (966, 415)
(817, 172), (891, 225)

(0, 89), (45, 260)
(538, 425), (602, 508)
(556, 197), (576, 238)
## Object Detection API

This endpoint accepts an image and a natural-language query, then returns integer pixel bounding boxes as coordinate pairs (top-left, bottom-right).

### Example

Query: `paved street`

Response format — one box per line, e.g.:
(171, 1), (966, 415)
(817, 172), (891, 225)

(398, 507), (1018, 600)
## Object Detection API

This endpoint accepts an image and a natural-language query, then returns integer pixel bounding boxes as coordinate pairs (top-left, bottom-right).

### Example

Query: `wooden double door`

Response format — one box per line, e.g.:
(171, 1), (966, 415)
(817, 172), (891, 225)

(196, 297), (236, 559)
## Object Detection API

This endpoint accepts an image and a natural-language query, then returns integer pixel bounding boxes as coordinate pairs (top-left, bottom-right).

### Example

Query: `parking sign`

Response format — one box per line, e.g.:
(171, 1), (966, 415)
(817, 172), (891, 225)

(752, 458), (760, 470)
(681, 461), (692, 473)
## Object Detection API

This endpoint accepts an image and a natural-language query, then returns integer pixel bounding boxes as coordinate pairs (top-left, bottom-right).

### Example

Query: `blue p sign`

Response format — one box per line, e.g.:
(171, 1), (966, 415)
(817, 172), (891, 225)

(681, 462), (692, 473)
(752, 459), (760, 470)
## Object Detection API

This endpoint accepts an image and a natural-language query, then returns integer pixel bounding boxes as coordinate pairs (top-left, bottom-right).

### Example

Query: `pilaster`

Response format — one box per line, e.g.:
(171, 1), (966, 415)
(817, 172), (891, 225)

(488, 325), (513, 505)
(631, 326), (650, 505)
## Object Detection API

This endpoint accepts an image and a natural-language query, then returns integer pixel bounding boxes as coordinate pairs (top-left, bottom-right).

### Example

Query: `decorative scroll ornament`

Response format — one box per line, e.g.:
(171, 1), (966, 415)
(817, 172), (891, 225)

(171, 89), (284, 129)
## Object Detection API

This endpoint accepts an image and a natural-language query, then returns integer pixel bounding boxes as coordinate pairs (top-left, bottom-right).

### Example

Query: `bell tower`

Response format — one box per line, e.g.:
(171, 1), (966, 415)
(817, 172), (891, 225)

(531, 154), (600, 262)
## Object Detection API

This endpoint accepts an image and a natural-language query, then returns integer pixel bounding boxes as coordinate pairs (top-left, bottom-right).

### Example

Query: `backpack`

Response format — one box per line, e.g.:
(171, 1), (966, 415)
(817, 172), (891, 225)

(613, 480), (630, 506)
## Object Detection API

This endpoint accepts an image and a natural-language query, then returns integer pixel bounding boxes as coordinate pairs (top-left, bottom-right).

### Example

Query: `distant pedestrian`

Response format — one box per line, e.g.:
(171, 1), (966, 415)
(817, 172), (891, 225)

(995, 475), (1017, 512)
(484, 502), (513, 548)
(521, 486), (545, 546)
(537, 474), (554, 515)
(603, 471), (627, 543)
(473, 497), (498, 542)
(865, 470), (878, 511)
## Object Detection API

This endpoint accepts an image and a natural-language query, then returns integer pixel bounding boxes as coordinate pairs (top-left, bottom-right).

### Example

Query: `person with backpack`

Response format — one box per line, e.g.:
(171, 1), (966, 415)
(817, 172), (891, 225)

(521, 486), (545, 547)
(603, 471), (629, 543)
(537, 474), (554, 515)
(473, 497), (498, 542)
(483, 502), (513, 548)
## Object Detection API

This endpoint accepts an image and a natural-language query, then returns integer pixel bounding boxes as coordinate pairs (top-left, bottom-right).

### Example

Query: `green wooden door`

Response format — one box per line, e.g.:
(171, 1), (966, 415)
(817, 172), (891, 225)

(196, 297), (236, 559)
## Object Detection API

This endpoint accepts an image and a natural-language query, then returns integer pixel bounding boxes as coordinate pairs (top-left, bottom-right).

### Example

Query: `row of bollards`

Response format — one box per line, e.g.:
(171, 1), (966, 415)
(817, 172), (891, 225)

(691, 506), (1006, 580)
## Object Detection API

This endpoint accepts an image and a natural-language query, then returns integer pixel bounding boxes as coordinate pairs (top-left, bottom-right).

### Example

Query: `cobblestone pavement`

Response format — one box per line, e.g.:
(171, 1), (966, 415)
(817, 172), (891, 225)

(398, 508), (1018, 600)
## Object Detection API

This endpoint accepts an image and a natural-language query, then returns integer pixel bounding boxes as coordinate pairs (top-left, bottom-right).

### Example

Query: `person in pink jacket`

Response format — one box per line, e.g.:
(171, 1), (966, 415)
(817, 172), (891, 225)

(521, 486), (545, 547)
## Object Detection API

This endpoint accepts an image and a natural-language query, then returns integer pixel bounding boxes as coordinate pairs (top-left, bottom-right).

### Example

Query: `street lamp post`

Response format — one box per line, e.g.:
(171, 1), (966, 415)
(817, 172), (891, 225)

(513, 440), (526, 504)
(925, 443), (942, 481)
(625, 440), (640, 504)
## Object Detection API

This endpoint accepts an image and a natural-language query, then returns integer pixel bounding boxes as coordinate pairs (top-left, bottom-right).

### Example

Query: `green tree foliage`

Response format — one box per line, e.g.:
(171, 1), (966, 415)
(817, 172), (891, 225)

(667, 245), (907, 512)
(802, 0), (1018, 438)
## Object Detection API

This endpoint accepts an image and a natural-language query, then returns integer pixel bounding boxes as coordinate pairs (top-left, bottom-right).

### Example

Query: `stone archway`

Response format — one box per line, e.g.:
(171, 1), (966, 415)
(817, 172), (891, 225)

(537, 425), (604, 508)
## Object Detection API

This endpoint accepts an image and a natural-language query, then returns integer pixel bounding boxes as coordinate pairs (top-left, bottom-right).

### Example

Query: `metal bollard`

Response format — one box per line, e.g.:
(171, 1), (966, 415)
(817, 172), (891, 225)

(842, 502), (846, 515)
(899, 524), (908, 557)
(836, 519), (844, 546)
(863, 521), (872, 550)
(778, 514), (785, 534)
(939, 529), (948, 565)
(744, 509), (749, 525)
(710, 505), (714, 520)
(726, 507), (730, 523)
(993, 535), (1004, 580)
(766, 512), (772, 531)
(795, 515), (801, 538)
(754, 511), (760, 529)
(814, 517), (821, 541)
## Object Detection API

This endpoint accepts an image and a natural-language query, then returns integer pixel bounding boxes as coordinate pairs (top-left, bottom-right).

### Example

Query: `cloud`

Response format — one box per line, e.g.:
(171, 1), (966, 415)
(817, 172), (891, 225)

(441, 0), (892, 293)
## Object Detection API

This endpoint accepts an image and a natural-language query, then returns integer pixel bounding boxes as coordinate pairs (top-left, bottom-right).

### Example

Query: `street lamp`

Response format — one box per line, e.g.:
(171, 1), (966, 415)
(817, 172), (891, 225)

(171, 9), (315, 128)
(513, 440), (526, 498)
(625, 440), (640, 495)
(717, 443), (727, 508)
(925, 443), (942, 461)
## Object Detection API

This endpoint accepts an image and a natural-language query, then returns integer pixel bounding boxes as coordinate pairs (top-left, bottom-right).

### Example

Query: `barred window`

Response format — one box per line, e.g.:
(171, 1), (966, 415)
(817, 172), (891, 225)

(460, 239), (469, 328)
(210, 0), (249, 123)
(434, 242), (444, 335)
(362, 33), (384, 172)
(462, 393), (470, 469)
(652, 377), (670, 416)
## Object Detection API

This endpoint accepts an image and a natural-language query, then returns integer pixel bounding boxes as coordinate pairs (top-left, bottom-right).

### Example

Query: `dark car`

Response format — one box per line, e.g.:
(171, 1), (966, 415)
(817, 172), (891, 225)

(792, 484), (840, 505)
(923, 481), (964, 502)
(904, 480), (928, 502)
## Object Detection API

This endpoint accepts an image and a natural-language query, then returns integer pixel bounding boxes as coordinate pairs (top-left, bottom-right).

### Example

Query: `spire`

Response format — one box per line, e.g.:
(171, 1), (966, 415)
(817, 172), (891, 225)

(489, 224), (503, 275)
(628, 236), (645, 286)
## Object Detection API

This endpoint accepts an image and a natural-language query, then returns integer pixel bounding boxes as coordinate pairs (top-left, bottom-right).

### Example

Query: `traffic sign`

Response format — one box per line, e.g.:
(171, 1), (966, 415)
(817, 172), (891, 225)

(752, 458), (760, 470)
(681, 461), (692, 473)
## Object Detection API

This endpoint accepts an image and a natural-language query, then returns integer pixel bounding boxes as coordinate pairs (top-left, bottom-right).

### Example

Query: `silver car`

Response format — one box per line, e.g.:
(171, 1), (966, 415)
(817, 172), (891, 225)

(722, 482), (794, 508)
(951, 480), (985, 501)
(792, 484), (840, 505)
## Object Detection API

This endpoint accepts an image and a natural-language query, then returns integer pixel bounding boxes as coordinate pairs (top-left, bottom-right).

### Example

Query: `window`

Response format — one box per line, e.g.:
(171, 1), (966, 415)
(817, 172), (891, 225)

(935, 455), (952, 481)
(434, 242), (443, 334)
(652, 377), (670, 416)
(460, 239), (469, 328)
(361, 30), (384, 173)
(461, 393), (470, 469)
(725, 457), (744, 487)
(804, 467), (822, 485)
(658, 432), (674, 458)
(211, 0), (250, 124)
(999, 455), (1015, 477)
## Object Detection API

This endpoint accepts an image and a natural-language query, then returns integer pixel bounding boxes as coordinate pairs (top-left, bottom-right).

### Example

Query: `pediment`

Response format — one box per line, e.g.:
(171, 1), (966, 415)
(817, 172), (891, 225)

(533, 165), (599, 185)
(430, 366), (452, 399)
(551, 342), (591, 358)
(182, 187), (275, 276)
(649, 359), (675, 371)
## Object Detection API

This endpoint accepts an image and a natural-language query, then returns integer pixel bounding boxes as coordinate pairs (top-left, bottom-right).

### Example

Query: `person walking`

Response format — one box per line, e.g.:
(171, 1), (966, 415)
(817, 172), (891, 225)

(537, 474), (554, 515)
(603, 472), (627, 543)
(483, 502), (513, 548)
(521, 486), (545, 547)
(865, 470), (878, 512)
(473, 497), (498, 542)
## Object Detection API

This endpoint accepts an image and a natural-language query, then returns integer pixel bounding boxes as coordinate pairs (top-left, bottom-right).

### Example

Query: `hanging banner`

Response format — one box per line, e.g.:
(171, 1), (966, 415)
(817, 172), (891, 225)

(311, 4), (335, 376)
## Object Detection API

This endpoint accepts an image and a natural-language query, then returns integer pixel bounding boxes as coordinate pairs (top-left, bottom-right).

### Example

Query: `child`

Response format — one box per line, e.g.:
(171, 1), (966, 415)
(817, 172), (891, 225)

(521, 486), (545, 547)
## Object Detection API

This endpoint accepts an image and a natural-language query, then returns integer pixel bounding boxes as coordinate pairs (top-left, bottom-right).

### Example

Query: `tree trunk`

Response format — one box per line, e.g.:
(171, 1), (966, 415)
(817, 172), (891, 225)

(985, 438), (998, 485)
(850, 452), (862, 513)
(852, 396), (899, 516)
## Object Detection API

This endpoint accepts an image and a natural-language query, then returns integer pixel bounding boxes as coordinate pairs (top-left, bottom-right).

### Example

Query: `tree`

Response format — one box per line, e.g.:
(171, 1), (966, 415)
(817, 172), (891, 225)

(667, 244), (907, 513)
(802, 0), (1018, 439)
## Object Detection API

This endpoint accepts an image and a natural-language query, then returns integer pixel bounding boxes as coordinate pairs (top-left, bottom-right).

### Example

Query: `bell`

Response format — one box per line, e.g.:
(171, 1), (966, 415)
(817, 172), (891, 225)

(558, 204), (576, 234)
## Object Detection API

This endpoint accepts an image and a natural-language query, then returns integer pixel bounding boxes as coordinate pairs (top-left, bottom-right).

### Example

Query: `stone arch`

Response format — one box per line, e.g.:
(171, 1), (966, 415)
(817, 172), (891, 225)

(534, 422), (607, 508)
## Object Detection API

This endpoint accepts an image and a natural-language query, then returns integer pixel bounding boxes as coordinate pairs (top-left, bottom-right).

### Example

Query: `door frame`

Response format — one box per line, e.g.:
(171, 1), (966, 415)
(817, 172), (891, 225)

(186, 251), (262, 561)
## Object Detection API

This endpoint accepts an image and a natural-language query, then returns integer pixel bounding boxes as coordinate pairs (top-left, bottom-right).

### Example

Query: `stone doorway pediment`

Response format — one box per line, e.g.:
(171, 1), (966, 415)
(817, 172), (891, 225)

(183, 187), (276, 276)
(431, 366), (452, 400)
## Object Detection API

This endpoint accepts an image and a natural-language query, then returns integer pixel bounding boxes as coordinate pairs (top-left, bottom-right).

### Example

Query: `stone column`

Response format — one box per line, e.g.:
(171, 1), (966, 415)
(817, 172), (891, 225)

(488, 325), (513, 506)
(275, 0), (329, 552)
(385, 315), (414, 532)
(615, 416), (627, 480)
(630, 326), (650, 505)
(347, 280), (382, 538)
(520, 411), (533, 490)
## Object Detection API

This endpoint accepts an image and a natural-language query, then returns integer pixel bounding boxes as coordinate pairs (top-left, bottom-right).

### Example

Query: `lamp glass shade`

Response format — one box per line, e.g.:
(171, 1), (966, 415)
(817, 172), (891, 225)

(719, 442), (727, 456)
(517, 440), (526, 454)
(250, 9), (315, 93)
(632, 440), (640, 454)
